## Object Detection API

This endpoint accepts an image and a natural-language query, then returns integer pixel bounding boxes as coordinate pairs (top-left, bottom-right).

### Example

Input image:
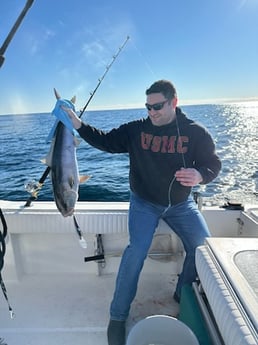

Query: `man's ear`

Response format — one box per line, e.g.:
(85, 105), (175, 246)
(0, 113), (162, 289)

(172, 97), (178, 109)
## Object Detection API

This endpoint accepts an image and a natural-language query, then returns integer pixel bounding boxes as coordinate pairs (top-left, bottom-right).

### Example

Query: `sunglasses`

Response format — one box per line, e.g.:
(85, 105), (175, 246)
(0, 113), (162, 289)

(145, 100), (169, 111)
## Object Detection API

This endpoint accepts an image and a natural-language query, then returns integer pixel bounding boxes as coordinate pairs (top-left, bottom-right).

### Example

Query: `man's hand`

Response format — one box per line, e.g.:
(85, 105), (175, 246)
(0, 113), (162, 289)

(61, 106), (82, 130)
(175, 168), (203, 187)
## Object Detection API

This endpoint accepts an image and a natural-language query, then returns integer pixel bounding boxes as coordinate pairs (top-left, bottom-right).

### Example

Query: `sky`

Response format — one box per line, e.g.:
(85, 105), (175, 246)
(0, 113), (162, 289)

(0, 0), (258, 115)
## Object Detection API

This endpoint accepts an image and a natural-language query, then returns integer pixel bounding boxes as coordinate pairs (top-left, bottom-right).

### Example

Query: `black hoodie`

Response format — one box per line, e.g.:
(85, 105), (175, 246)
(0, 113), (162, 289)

(78, 107), (221, 206)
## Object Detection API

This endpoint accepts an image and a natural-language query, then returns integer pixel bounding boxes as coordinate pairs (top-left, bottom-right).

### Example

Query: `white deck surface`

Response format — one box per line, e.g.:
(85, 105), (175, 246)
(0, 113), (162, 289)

(0, 273), (179, 345)
(1, 200), (257, 344)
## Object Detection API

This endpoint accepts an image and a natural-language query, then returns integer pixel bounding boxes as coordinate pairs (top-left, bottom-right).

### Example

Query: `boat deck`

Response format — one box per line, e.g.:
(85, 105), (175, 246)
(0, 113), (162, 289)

(1, 200), (258, 344)
(0, 272), (179, 345)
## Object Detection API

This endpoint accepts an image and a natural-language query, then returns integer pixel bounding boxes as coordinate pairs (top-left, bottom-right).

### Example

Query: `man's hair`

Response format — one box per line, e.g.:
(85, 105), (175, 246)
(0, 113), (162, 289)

(146, 80), (177, 100)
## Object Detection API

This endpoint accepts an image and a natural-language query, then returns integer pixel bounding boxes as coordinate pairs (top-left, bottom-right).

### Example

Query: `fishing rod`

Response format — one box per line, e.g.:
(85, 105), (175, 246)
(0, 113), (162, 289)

(25, 35), (130, 206)
(79, 35), (130, 118)
(0, 0), (34, 68)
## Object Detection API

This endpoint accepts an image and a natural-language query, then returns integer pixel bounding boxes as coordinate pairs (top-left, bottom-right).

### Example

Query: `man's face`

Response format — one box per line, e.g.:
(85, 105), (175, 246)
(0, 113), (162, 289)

(146, 93), (177, 126)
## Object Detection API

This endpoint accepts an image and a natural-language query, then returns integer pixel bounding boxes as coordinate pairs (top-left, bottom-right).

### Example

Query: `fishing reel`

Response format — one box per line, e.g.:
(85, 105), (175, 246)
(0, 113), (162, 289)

(24, 180), (42, 197)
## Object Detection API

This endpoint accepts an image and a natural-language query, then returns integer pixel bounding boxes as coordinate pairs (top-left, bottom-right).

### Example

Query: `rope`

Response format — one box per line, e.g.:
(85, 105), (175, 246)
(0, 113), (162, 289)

(130, 39), (157, 79)
(0, 209), (14, 318)
(0, 209), (7, 271)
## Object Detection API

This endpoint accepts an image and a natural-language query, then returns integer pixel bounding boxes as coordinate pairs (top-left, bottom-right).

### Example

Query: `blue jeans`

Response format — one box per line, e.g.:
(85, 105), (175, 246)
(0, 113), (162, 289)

(110, 192), (210, 321)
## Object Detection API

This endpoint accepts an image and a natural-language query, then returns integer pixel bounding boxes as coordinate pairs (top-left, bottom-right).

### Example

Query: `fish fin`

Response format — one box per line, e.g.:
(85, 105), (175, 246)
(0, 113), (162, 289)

(80, 175), (91, 183)
(70, 95), (76, 104)
(43, 137), (55, 163)
(40, 157), (51, 167)
(54, 88), (61, 100)
(74, 136), (81, 147)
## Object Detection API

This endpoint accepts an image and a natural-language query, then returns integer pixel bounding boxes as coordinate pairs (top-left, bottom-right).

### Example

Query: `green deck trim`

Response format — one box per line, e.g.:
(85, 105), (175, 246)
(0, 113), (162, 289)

(178, 284), (213, 345)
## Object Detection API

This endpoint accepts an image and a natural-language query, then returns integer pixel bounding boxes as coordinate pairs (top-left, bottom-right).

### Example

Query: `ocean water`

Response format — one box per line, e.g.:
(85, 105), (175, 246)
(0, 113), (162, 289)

(0, 103), (257, 206)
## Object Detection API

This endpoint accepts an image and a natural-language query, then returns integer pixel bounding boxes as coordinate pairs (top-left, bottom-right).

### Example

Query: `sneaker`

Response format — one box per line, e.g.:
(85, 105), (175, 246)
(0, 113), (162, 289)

(107, 319), (126, 345)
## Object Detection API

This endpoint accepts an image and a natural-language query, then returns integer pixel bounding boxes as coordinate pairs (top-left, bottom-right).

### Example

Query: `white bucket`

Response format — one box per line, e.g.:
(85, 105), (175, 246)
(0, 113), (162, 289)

(126, 315), (199, 345)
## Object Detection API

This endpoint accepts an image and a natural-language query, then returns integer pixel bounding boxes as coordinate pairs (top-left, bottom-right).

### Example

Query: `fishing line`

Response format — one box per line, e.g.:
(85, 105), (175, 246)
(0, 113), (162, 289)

(131, 41), (187, 208)
(175, 112), (187, 169)
(131, 39), (188, 209)
(165, 112), (187, 211)
(24, 36), (130, 205)
(130, 40), (157, 79)
(79, 36), (130, 118)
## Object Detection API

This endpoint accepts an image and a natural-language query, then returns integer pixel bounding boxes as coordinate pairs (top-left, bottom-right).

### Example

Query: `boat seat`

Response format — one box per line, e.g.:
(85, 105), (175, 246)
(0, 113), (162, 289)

(126, 315), (199, 345)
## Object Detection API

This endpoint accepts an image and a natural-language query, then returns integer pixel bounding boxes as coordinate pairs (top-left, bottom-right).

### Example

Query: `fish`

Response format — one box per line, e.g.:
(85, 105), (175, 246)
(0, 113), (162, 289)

(45, 89), (90, 217)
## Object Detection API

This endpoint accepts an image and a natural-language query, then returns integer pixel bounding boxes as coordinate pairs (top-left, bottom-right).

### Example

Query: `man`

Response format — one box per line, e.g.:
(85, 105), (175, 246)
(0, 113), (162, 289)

(63, 80), (221, 345)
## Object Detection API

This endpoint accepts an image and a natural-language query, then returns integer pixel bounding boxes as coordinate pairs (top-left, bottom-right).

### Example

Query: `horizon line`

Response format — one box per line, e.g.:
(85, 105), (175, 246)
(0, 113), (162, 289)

(0, 97), (258, 116)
